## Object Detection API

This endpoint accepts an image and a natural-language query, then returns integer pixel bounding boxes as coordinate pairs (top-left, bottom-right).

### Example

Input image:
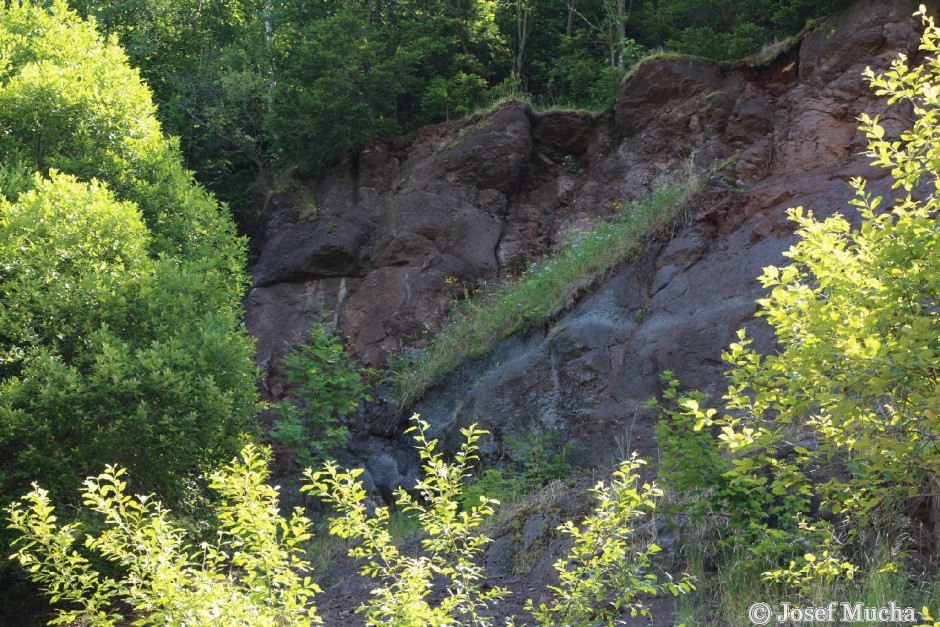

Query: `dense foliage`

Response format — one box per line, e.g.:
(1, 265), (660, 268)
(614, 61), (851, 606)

(65, 0), (849, 213)
(526, 454), (692, 624)
(0, 1), (258, 518)
(309, 418), (510, 626)
(7, 0), (935, 622)
(8, 445), (321, 626)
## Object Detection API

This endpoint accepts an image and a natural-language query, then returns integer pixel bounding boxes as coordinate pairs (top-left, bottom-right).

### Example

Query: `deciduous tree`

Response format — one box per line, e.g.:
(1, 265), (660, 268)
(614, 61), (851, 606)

(0, 0), (258, 515)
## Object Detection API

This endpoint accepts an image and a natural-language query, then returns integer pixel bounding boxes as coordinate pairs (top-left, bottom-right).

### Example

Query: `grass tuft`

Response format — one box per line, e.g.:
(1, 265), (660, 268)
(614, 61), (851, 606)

(393, 165), (702, 408)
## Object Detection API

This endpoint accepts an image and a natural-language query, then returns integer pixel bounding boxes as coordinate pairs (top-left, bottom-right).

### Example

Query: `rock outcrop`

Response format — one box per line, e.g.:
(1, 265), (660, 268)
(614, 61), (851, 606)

(245, 0), (935, 495)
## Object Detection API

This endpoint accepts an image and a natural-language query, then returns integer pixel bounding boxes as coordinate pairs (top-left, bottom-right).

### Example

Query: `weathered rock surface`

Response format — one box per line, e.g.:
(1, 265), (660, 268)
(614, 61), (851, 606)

(245, 0), (935, 496)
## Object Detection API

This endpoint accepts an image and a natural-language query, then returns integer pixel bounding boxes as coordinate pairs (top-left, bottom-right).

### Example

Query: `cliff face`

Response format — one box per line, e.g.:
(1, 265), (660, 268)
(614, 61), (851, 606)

(246, 0), (935, 491)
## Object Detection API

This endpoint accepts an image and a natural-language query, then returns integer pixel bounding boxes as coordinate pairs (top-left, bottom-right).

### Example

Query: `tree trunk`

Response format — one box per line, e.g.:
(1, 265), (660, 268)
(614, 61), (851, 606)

(264, 0), (275, 117)
(616, 0), (626, 69)
(515, 0), (536, 84)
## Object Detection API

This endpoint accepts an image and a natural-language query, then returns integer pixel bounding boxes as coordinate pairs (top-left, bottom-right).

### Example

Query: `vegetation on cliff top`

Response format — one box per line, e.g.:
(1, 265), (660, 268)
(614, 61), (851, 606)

(8, 0), (940, 624)
(65, 0), (849, 215)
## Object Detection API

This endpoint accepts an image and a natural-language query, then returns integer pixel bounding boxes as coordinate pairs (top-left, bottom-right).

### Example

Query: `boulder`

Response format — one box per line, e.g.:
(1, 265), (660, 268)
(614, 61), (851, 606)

(435, 104), (532, 194)
(252, 219), (370, 287)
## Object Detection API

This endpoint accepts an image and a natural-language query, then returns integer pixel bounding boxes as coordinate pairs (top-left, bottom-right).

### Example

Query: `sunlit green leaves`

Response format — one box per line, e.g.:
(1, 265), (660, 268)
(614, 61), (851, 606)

(527, 454), (694, 626)
(8, 446), (323, 626)
(0, 173), (150, 359)
(0, 1), (259, 519)
(271, 322), (373, 468)
(307, 415), (509, 627)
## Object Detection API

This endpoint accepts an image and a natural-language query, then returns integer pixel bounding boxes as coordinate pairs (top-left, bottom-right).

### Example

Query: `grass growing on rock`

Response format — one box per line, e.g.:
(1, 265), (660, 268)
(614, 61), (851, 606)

(394, 167), (702, 408)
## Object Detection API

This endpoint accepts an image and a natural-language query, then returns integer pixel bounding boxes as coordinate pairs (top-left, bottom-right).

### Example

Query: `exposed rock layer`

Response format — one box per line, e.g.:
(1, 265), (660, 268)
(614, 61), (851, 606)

(246, 0), (934, 494)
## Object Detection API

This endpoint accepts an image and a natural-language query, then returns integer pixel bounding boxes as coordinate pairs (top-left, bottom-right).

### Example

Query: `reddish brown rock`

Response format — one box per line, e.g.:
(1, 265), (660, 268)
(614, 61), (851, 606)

(244, 0), (940, 477)
(435, 105), (533, 194)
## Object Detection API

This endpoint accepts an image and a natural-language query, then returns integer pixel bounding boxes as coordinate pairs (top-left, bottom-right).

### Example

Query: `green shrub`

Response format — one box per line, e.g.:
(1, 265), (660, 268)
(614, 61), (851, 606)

(668, 23), (767, 60)
(0, 173), (151, 369)
(308, 416), (509, 626)
(271, 323), (372, 467)
(460, 432), (575, 511)
(539, 52), (635, 110)
(527, 454), (694, 625)
(10, 414), (691, 625)
(655, 3), (940, 595)
(310, 416), (693, 626)
(651, 373), (736, 522)
(421, 72), (490, 122)
(7, 445), (321, 626)
(0, 174), (259, 508)
(0, 1), (246, 276)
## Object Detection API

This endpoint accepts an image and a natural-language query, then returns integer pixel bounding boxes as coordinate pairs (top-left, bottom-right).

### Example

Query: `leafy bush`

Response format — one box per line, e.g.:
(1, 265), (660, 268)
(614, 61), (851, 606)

(10, 414), (691, 625)
(421, 72), (490, 122)
(0, 173), (259, 507)
(651, 373), (740, 522)
(7, 445), (321, 626)
(311, 416), (691, 626)
(539, 51), (634, 110)
(669, 22), (767, 60)
(0, 1), (246, 275)
(271, 323), (372, 468)
(0, 173), (151, 368)
(308, 417), (509, 626)
(527, 454), (694, 625)
(459, 432), (575, 511)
